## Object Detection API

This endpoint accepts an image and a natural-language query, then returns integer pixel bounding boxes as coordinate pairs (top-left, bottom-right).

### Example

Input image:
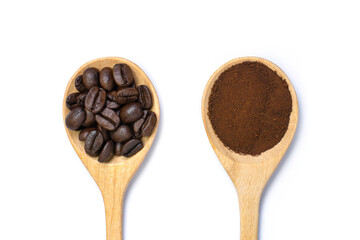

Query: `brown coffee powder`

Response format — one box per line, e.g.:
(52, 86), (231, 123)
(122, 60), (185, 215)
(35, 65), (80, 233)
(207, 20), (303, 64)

(208, 61), (292, 155)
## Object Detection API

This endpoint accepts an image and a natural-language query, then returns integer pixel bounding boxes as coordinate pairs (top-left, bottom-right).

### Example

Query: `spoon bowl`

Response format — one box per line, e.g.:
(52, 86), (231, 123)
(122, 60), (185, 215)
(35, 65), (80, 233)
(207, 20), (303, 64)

(202, 57), (298, 239)
(63, 57), (160, 240)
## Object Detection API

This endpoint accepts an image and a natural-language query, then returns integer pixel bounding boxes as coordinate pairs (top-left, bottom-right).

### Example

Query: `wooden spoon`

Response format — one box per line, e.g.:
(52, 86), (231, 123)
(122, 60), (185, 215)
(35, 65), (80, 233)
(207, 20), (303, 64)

(202, 57), (298, 240)
(62, 57), (160, 240)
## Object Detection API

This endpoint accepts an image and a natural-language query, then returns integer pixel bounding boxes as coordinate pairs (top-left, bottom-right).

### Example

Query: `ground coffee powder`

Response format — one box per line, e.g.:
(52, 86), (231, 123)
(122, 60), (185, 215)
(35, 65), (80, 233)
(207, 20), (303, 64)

(208, 61), (292, 155)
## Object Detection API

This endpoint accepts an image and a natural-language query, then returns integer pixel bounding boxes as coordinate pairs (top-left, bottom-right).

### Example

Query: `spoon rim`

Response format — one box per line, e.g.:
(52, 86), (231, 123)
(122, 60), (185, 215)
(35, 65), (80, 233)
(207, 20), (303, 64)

(62, 56), (160, 166)
(202, 56), (298, 164)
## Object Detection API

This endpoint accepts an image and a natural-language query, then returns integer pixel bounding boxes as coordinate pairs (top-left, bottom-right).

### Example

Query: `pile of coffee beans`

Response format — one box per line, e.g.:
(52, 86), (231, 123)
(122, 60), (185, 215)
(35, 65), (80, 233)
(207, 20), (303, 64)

(65, 63), (157, 163)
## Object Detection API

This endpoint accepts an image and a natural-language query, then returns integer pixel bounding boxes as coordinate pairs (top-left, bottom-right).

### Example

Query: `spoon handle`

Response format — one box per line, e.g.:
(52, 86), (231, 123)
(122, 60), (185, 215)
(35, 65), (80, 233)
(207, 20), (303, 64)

(98, 169), (129, 240)
(238, 193), (261, 240)
(103, 188), (125, 240)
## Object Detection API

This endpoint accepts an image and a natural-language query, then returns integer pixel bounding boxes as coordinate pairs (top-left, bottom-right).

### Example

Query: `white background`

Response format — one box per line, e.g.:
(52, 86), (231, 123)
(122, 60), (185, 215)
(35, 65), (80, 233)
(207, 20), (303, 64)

(0, 0), (359, 239)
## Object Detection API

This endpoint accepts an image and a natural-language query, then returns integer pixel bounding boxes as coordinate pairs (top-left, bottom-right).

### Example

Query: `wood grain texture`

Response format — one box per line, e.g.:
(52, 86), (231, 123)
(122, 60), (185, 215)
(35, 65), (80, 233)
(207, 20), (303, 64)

(202, 57), (298, 240)
(62, 57), (160, 240)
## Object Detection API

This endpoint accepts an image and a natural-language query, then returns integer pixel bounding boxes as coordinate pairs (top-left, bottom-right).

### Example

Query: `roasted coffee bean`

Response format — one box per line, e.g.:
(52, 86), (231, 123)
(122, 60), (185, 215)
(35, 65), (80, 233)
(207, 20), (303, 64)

(79, 127), (96, 141)
(137, 85), (153, 109)
(82, 109), (96, 127)
(67, 92), (87, 110)
(133, 120), (145, 137)
(83, 67), (99, 90)
(141, 111), (157, 137)
(119, 102), (143, 123)
(133, 110), (149, 137)
(97, 125), (110, 141)
(95, 108), (120, 131)
(100, 67), (115, 91)
(107, 91), (117, 101)
(130, 81), (136, 88)
(110, 125), (133, 143)
(85, 86), (106, 113)
(106, 100), (120, 109)
(121, 139), (143, 157)
(65, 62), (157, 162)
(75, 75), (86, 93)
(77, 92), (87, 105)
(66, 93), (80, 110)
(114, 143), (123, 156)
(65, 107), (86, 130)
(98, 140), (114, 163)
(115, 87), (138, 104)
(84, 130), (104, 157)
(113, 64), (134, 87)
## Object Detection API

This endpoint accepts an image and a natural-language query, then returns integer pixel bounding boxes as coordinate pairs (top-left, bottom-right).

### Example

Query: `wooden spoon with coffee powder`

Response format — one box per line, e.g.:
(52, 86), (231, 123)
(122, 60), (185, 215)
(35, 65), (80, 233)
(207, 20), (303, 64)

(202, 57), (298, 239)
(63, 57), (160, 240)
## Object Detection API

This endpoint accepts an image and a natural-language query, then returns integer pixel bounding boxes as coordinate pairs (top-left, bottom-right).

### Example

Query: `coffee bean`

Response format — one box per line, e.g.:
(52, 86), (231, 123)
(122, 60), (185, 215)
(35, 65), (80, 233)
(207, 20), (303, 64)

(84, 129), (104, 157)
(113, 64), (134, 87)
(121, 139), (143, 157)
(66, 93), (80, 110)
(95, 108), (120, 131)
(77, 92), (87, 106)
(133, 119), (144, 137)
(133, 110), (149, 137)
(83, 67), (99, 90)
(82, 109), (96, 127)
(100, 67), (115, 91)
(141, 111), (157, 137)
(137, 85), (153, 109)
(97, 125), (110, 141)
(67, 92), (87, 110)
(106, 100), (121, 109)
(85, 86), (106, 113)
(114, 143), (123, 156)
(107, 91), (117, 101)
(65, 62), (157, 163)
(79, 127), (96, 141)
(98, 140), (114, 163)
(119, 102), (143, 123)
(115, 87), (138, 104)
(110, 125), (133, 143)
(130, 81), (136, 88)
(65, 107), (86, 130)
(75, 75), (86, 93)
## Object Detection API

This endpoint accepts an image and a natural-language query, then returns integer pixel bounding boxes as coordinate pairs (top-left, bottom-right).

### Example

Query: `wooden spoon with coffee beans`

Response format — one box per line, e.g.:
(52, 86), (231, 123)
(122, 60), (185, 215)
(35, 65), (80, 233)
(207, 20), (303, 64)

(63, 57), (160, 240)
(202, 57), (298, 239)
